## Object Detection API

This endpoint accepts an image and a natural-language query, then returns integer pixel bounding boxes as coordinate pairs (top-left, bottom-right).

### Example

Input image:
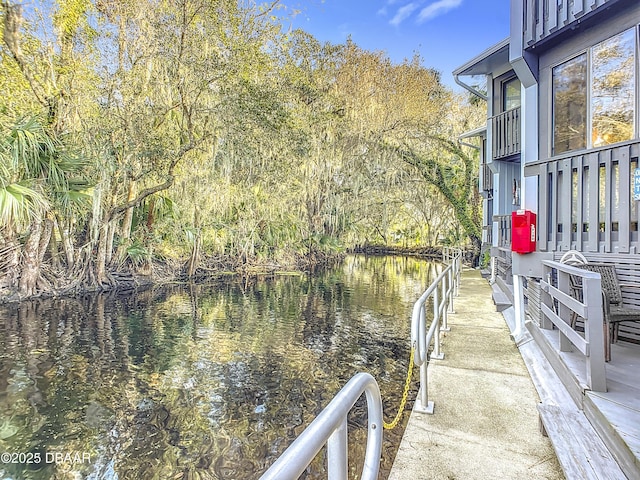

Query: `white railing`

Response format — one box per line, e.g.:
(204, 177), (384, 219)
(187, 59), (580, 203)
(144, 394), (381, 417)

(540, 260), (606, 392)
(260, 248), (463, 478)
(412, 247), (462, 413)
(443, 246), (462, 297)
(260, 372), (383, 480)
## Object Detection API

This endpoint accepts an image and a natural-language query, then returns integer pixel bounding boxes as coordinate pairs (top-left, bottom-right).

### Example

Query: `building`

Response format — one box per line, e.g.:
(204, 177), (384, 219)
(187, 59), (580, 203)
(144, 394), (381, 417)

(454, 0), (640, 477)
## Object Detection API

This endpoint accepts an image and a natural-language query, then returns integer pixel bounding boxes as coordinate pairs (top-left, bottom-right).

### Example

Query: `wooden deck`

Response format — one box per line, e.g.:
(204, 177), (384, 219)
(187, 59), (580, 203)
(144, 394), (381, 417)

(532, 323), (640, 478)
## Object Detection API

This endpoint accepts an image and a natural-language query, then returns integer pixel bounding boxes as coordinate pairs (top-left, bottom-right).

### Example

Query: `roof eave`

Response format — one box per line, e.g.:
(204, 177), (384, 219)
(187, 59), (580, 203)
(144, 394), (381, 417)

(452, 38), (510, 77)
(453, 38), (511, 100)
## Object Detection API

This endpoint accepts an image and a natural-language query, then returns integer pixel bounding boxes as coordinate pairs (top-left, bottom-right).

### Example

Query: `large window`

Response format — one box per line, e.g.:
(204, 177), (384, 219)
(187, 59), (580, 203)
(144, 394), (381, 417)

(553, 54), (587, 154)
(552, 27), (637, 155)
(591, 28), (636, 147)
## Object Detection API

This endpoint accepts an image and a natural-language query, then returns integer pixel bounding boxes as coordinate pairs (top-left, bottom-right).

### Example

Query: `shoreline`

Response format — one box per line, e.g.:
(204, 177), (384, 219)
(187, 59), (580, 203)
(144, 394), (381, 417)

(0, 246), (451, 304)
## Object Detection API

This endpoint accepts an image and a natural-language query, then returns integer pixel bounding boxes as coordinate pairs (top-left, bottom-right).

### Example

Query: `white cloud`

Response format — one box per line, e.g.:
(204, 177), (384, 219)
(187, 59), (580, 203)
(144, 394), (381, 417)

(390, 3), (420, 27)
(417, 0), (463, 23)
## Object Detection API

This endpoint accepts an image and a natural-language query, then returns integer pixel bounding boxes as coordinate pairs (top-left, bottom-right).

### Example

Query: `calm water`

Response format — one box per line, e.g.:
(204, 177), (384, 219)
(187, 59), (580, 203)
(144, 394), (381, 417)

(0, 255), (438, 480)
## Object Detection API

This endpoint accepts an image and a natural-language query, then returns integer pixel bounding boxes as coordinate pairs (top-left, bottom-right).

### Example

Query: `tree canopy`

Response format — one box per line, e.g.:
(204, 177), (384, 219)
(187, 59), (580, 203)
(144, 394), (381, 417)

(0, 0), (484, 300)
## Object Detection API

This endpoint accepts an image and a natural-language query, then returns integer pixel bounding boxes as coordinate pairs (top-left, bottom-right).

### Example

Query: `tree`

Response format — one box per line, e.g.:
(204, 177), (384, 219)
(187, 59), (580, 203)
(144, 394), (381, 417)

(0, 0), (485, 300)
(333, 43), (483, 260)
(0, 116), (90, 297)
(392, 137), (482, 260)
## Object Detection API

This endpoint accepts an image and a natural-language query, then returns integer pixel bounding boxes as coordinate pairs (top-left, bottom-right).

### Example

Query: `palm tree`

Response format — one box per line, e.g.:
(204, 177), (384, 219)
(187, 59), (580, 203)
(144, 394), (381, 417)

(0, 116), (89, 298)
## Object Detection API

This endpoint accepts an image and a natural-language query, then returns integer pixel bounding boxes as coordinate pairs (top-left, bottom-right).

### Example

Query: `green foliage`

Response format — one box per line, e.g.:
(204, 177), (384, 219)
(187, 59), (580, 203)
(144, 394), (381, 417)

(0, 0), (483, 296)
(0, 115), (90, 229)
(481, 249), (491, 268)
(125, 241), (151, 268)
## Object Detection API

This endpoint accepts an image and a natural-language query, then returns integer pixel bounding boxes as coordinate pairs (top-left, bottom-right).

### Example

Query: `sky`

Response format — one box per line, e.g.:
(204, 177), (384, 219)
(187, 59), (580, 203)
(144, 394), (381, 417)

(281, 0), (512, 90)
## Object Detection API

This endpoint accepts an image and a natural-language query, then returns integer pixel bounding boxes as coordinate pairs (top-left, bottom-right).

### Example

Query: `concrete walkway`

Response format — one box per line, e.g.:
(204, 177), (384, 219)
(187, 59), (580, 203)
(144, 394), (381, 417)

(388, 269), (564, 480)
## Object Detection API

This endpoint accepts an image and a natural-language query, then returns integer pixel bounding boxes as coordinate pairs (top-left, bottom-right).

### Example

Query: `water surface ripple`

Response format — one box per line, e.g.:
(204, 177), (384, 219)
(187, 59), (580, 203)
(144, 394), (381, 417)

(0, 255), (438, 479)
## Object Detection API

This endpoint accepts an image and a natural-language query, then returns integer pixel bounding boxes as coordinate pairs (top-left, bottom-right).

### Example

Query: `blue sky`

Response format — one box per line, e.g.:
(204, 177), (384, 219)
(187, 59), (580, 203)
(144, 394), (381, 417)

(282, 0), (511, 90)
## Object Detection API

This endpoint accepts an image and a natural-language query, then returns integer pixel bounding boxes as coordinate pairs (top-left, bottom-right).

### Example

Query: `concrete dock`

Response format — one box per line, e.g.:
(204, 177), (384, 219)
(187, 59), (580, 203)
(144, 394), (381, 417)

(388, 269), (564, 480)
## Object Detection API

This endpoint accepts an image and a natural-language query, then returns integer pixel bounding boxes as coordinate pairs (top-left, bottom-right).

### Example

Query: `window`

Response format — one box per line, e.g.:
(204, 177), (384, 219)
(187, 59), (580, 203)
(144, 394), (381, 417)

(552, 27), (637, 155)
(502, 77), (521, 111)
(553, 54), (587, 154)
(591, 29), (635, 147)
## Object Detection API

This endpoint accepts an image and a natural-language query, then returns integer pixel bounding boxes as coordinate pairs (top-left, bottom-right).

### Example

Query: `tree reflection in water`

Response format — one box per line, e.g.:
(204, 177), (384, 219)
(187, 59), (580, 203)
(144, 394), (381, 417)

(0, 255), (438, 480)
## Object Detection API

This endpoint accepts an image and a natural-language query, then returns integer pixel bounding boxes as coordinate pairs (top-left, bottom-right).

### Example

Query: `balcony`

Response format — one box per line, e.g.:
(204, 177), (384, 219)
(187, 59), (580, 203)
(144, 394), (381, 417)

(522, 0), (615, 47)
(491, 107), (520, 160)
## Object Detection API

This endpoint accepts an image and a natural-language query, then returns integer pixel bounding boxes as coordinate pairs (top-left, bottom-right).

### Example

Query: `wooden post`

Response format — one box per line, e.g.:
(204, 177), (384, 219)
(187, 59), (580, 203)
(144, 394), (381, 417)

(583, 275), (607, 392)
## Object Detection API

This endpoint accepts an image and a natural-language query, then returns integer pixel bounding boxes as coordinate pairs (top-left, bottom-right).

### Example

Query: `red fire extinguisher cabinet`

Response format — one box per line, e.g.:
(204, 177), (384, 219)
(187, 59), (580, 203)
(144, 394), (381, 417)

(512, 210), (536, 254)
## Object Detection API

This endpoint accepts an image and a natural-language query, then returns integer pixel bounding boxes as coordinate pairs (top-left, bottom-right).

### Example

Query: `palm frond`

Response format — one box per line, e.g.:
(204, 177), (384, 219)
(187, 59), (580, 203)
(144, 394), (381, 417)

(0, 182), (49, 230)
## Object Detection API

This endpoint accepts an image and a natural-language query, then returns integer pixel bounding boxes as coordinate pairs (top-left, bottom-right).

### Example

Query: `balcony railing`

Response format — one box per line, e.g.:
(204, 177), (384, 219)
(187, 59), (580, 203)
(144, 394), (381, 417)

(495, 214), (512, 249)
(523, 0), (614, 47)
(537, 139), (640, 254)
(480, 161), (493, 192)
(491, 107), (520, 160)
(539, 260), (606, 392)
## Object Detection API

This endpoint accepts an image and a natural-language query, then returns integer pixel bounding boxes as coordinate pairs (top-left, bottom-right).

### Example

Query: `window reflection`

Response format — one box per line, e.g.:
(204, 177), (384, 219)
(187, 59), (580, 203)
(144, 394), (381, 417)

(553, 54), (587, 154)
(591, 28), (635, 147)
(552, 27), (637, 155)
(503, 77), (521, 111)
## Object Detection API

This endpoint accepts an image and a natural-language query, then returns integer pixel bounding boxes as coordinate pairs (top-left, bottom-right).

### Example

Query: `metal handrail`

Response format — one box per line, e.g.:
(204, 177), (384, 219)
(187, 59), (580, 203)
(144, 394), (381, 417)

(261, 249), (463, 478)
(260, 372), (383, 480)
(412, 247), (462, 413)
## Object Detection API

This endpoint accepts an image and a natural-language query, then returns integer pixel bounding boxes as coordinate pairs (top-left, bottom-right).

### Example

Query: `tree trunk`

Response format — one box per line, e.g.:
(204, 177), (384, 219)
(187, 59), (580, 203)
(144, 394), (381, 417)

(96, 225), (110, 287)
(468, 234), (482, 267)
(146, 197), (156, 232)
(106, 221), (116, 265)
(187, 235), (201, 278)
(187, 206), (201, 278)
(18, 216), (53, 297)
(57, 216), (75, 268)
(0, 226), (20, 290)
(112, 181), (135, 263)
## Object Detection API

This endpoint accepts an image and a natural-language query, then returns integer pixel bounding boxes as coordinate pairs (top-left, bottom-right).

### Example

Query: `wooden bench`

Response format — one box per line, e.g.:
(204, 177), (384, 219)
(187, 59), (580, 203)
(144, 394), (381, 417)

(560, 251), (640, 361)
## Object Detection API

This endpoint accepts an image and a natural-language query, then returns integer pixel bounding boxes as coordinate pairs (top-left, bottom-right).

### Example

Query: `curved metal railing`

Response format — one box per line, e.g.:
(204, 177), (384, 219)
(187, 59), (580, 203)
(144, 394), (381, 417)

(411, 247), (462, 413)
(260, 247), (463, 478)
(259, 372), (383, 480)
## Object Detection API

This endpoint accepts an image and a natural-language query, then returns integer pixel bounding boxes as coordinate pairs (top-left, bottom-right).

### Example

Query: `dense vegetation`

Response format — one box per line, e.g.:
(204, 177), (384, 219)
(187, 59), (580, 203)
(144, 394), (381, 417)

(0, 0), (483, 301)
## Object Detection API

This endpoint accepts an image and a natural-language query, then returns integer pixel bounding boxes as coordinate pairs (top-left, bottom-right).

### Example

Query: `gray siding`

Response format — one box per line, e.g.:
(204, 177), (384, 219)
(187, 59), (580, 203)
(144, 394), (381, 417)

(528, 2), (640, 255)
(522, 0), (615, 46)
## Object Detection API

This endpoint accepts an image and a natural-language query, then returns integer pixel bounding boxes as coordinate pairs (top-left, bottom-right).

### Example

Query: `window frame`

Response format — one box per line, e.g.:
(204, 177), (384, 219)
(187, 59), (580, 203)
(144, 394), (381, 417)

(549, 25), (639, 157)
(551, 52), (588, 155)
(501, 75), (521, 113)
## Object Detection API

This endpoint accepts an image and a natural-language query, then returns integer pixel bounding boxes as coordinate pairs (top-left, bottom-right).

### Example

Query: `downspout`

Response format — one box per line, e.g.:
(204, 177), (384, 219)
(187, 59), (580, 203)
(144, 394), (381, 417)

(460, 140), (480, 150)
(454, 74), (487, 101)
(509, 0), (539, 343)
(458, 128), (485, 150)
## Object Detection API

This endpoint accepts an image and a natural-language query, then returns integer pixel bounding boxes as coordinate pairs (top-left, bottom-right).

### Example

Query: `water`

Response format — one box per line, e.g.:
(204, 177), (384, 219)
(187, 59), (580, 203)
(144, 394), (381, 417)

(0, 255), (438, 480)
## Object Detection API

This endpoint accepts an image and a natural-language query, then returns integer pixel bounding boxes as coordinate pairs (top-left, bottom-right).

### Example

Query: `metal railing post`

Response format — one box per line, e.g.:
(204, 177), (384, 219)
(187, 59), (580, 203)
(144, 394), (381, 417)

(540, 260), (607, 392)
(432, 285), (443, 360)
(416, 361), (433, 414)
(441, 273), (449, 330)
(411, 247), (462, 415)
(327, 419), (348, 480)
(447, 268), (453, 314)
